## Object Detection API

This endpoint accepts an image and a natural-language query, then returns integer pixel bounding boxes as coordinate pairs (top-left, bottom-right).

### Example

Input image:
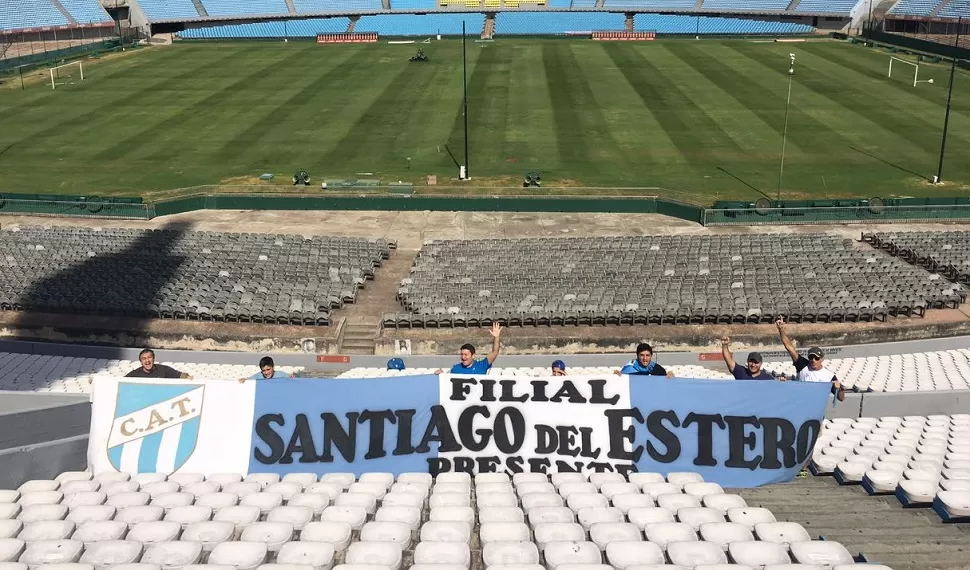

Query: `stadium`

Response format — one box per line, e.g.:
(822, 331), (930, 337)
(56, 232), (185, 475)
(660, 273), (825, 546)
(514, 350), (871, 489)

(2, 0), (970, 569)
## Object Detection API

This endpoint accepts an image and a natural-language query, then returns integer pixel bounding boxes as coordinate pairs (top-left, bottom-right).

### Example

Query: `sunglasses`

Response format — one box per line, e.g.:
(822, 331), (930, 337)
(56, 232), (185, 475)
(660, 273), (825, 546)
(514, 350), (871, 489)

(747, 360), (760, 365)
(808, 355), (821, 361)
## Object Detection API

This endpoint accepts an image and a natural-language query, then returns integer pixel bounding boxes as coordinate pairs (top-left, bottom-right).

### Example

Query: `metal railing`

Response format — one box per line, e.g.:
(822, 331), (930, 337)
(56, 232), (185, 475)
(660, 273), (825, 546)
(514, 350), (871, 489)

(0, 198), (152, 220)
(702, 204), (970, 226)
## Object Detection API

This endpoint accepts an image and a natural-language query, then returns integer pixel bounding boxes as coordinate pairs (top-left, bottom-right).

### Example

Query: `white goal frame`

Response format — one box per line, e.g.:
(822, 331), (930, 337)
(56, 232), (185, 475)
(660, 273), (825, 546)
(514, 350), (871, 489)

(888, 56), (932, 87)
(49, 61), (84, 89)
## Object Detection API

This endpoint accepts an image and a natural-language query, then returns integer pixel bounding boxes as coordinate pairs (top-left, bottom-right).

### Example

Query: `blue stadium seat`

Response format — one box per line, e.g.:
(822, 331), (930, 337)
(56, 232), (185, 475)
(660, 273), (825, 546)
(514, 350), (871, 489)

(604, 0), (697, 8)
(0, 0), (69, 31)
(570, 0), (598, 7)
(546, 0), (574, 6)
(58, 0), (112, 24)
(292, 0), (383, 12)
(354, 13), (485, 35)
(391, 0), (439, 8)
(888, 0), (941, 16)
(494, 11), (626, 34)
(178, 17), (350, 37)
(200, 0), (290, 16)
(703, 0), (790, 10)
(134, 0), (203, 20)
(793, 0), (859, 12)
(634, 13), (813, 34)
(938, 0), (970, 18)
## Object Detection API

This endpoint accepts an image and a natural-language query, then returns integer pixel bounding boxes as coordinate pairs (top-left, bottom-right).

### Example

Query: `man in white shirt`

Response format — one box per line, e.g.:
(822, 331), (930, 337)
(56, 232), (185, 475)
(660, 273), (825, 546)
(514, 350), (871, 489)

(776, 318), (845, 401)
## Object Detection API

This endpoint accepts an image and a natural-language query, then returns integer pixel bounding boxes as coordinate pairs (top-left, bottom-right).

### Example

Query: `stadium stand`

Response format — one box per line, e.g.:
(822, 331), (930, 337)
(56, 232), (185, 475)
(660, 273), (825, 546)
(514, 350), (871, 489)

(0, 226), (390, 326)
(702, 0), (791, 10)
(811, 414), (970, 522)
(0, 0), (69, 31)
(888, 0), (941, 16)
(291, 0), (383, 12)
(494, 11), (626, 34)
(546, 0), (574, 6)
(0, 469), (891, 565)
(604, 0), (697, 9)
(390, 0), (439, 9)
(388, 234), (961, 328)
(938, 0), (970, 19)
(634, 13), (814, 33)
(57, 0), (113, 24)
(133, 0), (203, 20)
(354, 13), (486, 35)
(865, 231), (970, 287)
(178, 17), (350, 37)
(199, 0), (290, 16)
(792, 0), (860, 13)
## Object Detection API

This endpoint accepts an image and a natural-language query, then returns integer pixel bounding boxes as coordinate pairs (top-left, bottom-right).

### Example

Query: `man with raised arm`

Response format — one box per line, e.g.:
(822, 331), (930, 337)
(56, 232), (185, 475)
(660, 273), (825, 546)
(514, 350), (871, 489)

(436, 322), (503, 375)
(721, 336), (775, 380)
(776, 318), (844, 401)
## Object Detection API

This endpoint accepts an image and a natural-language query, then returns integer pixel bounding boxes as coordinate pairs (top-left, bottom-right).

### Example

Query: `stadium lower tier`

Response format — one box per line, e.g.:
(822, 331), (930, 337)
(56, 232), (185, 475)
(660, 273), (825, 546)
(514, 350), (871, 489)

(176, 12), (814, 39)
(0, 470), (903, 568)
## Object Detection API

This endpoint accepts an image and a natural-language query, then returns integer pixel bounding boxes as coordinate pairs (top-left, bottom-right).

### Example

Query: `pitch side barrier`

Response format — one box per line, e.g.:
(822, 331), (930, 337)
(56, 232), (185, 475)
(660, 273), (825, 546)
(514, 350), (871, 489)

(88, 374), (831, 484)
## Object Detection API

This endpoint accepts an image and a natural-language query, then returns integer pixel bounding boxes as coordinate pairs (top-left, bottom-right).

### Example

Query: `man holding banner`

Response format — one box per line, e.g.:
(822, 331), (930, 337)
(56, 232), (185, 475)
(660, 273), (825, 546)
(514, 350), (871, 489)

(777, 318), (845, 402)
(721, 336), (775, 381)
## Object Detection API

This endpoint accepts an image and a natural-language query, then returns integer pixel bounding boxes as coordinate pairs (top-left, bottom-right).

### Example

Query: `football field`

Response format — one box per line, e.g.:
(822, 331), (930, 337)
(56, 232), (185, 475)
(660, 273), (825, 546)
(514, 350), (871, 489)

(1, 38), (969, 201)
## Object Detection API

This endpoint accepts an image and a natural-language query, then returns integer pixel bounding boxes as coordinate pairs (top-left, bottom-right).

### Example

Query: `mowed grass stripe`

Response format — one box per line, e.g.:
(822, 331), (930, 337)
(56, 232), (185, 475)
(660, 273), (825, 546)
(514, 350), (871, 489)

(601, 42), (742, 166)
(661, 42), (783, 155)
(94, 46), (303, 161)
(463, 42), (513, 175)
(319, 49), (446, 170)
(543, 42), (628, 175)
(501, 43), (557, 172)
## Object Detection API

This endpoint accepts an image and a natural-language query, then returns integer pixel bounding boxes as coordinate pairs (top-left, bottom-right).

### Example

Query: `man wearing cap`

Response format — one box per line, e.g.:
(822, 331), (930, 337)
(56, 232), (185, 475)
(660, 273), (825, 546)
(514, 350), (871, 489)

(776, 318), (845, 401)
(551, 360), (566, 376)
(387, 358), (406, 372)
(720, 336), (775, 380)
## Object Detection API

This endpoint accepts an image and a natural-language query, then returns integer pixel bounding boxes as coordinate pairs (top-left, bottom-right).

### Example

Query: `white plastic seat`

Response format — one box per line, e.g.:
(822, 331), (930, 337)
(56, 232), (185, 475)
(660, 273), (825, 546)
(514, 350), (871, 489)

(412, 542), (470, 568)
(318, 474), (355, 490)
(18, 492), (63, 507)
(288, 494), (329, 518)
(698, 522), (753, 550)
(521, 494), (564, 512)
(639, 484), (679, 501)
(19, 539), (84, 566)
(181, 521), (235, 552)
(610, 494), (652, 515)
(165, 506), (212, 528)
(728, 541), (791, 567)
(577, 507), (623, 530)
(790, 541), (854, 566)
(245, 474), (282, 489)
(18, 482), (59, 494)
(128, 521), (182, 544)
(63, 491), (106, 509)
(628, 473), (665, 487)
(396, 473), (432, 486)
(267, 506), (314, 532)
(589, 473), (625, 488)
(335, 493), (378, 515)
(557, 483), (598, 499)
(95, 473), (131, 485)
(306, 484), (341, 500)
(604, 541), (664, 568)
(551, 474), (586, 487)
(115, 506), (165, 527)
(475, 474), (511, 485)
(108, 492), (151, 509)
(567, 494), (609, 512)
(300, 519), (352, 550)
(0, 505), (19, 521)
(375, 507), (422, 531)
(141, 541), (203, 568)
(18, 521), (75, 542)
(387, 484), (429, 500)
(666, 473), (703, 488)
(644, 522), (696, 549)
(432, 483), (469, 496)
(79, 540), (143, 566)
(358, 473), (394, 488)
(0, 522), (21, 540)
(726, 507), (776, 530)
(676, 507), (724, 531)
(224, 483), (262, 499)
(265, 483), (303, 502)
(420, 521), (471, 543)
(277, 542), (335, 570)
(321, 507), (366, 531)
(133, 475), (168, 486)
(380, 493), (423, 510)
(477, 494), (518, 509)
(754, 522), (812, 547)
(150, 492), (195, 511)
(142, 482), (180, 498)
(477, 482), (514, 495)
(513, 474), (550, 486)
(588, 522), (641, 550)
(480, 522), (531, 544)
(0, 562), (27, 570)
(102, 482), (139, 496)
(897, 479), (938, 505)
(345, 542), (403, 570)
(360, 522), (411, 549)
(626, 507), (675, 529)
(479, 507), (525, 524)
(430, 493), (469, 509)
(682, 483), (723, 498)
(281, 474), (319, 490)
(515, 483), (555, 496)
(863, 470), (902, 493)
(195, 493), (240, 511)
(533, 522), (585, 551)
(168, 474), (205, 487)
(241, 493), (285, 516)
(56, 473), (92, 485)
(0, 539), (24, 562)
(240, 522), (294, 553)
(543, 540), (601, 569)
(213, 505), (261, 538)
(667, 541), (727, 567)
(598, 483), (639, 501)
(428, 506), (475, 526)
(482, 541), (540, 567)
(208, 541), (269, 570)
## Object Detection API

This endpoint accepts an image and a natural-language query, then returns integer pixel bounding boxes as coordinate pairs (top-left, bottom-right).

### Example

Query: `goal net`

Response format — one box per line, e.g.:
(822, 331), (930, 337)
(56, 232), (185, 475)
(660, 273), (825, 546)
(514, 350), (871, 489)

(49, 61), (84, 89)
(888, 56), (932, 87)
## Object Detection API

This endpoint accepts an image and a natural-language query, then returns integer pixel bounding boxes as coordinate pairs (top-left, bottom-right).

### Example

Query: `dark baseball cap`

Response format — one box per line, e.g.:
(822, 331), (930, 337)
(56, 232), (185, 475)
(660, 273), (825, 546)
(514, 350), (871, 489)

(552, 360), (566, 370)
(807, 347), (824, 359)
(747, 352), (763, 364)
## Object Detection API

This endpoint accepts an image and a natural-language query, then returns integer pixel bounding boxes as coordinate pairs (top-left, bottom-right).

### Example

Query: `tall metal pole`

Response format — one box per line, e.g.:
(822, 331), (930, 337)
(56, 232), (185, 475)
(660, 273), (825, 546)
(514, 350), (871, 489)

(778, 53), (795, 201)
(866, 0), (873, 46)
(462, 21), (470, 179)
(936, 16), (961, 184)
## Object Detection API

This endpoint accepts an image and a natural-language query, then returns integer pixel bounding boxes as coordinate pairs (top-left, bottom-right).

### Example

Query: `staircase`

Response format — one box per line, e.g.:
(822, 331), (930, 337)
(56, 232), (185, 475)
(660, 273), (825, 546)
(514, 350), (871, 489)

(930, 0), (952, 17)
(625, 13), (634, 31)
(338, 318), (379, 355)
(482, 15), (495, 38)
(284, 0), (296, 14)
(383, 0), (391, 8)
(786, 0), (800, 10)
(595, 0), (605, 7)
(191, 0), (208, 17)
(50, 0), (78, 25)
(347, 17), (358, 32)
(694, 0), (703, 8)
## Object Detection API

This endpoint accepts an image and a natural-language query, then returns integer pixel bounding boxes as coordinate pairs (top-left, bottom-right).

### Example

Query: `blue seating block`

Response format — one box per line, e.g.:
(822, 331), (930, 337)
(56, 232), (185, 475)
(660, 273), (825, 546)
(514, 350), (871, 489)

(58, 0), (112, 24)
(495, 11), (626, 34)
(135, 0), (202, 20)
(703, 0), (790, 10)
(889, 0), (940, 16)
(200, 0), (290, 16)
(354, 13), (485, 35)
(391, 0), (439, 8)
(0, 0), (69, 31)
(292, 0), (383, 12)
(794, 0), (860, 13)
(635, 13), (813, 34)
(605, 0), (697, 8)
(178, 17), (350, 38)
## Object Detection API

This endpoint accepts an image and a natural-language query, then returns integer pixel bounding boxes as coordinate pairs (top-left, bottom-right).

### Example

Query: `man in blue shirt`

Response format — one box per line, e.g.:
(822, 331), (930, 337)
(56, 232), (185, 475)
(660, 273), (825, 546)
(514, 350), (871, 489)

(240, 356), (293, 382)
(439, 322), (502, 375)
(615, 343), (673, 378)
(720, 336), (776, 380)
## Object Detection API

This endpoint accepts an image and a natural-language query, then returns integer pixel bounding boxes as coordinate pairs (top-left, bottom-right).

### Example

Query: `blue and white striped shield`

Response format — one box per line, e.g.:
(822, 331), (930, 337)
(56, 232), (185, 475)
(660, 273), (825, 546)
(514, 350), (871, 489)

(107, 382), (205, 474)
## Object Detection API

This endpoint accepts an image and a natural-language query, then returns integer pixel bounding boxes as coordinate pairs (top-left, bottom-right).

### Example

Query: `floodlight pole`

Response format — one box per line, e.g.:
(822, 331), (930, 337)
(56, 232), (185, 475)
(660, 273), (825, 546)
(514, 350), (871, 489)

(462, 21), (470, 179)
(935, 16), (961, 184)
(778, 54), (796, 201)
(866, 0), (873, 46)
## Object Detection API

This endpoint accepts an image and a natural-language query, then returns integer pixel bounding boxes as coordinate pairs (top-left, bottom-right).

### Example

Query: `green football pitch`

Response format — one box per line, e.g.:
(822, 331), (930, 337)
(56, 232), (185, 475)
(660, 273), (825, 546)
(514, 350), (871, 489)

(1, 38), (969, 202)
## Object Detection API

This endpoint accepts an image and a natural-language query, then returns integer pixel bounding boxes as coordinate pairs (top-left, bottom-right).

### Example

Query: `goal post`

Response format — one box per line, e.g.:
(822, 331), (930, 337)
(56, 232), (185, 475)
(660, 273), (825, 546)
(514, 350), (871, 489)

(49, 61), (84, 89)
(888, 56), (933, 87)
